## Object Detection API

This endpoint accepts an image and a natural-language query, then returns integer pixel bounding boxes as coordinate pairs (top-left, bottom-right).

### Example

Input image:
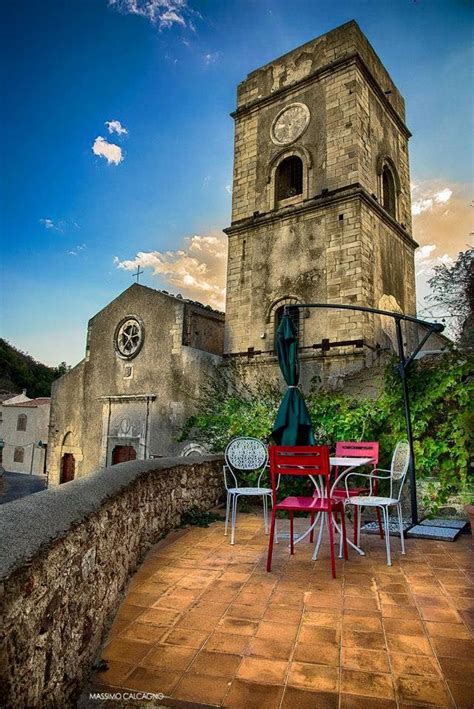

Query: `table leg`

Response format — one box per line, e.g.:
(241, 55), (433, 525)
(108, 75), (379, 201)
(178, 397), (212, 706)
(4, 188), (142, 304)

(333, 510), (365, 556)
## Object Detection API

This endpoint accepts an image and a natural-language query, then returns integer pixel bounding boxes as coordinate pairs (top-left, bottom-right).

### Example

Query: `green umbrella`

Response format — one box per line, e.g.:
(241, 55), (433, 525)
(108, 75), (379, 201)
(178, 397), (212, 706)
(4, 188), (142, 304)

(272, 313), (315, 445)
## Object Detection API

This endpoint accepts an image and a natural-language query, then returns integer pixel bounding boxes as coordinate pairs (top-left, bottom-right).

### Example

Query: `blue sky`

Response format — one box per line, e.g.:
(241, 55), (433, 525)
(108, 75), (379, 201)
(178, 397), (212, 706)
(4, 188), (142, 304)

(1, 0), (473, 365)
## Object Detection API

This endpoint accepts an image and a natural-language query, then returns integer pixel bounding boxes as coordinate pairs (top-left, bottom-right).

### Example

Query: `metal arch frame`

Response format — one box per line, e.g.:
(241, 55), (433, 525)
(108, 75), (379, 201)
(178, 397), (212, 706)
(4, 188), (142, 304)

(283, 302), (445, 526)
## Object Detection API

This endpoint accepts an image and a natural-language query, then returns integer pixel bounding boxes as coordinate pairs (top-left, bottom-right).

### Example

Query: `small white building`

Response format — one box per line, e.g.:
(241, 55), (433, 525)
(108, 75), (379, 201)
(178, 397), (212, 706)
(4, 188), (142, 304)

(0, 395), (50, 475)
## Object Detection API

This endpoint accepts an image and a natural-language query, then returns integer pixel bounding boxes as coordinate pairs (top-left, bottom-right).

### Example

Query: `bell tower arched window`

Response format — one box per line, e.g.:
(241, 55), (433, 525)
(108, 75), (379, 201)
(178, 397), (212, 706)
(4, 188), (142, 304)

(274, 304), (300, 347)
(276, 156), (303, 201)
(382, 164), (397, 218)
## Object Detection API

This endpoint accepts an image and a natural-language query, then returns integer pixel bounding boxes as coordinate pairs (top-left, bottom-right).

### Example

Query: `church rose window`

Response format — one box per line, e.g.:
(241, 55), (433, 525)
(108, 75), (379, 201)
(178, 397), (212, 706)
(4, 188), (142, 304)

(114, 316), (144, 359)
(276, 156), (303, 201)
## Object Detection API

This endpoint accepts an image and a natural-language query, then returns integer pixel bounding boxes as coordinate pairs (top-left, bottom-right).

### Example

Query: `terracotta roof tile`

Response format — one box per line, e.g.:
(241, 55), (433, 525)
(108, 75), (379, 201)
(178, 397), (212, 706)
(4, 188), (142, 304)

(3, 398), (51, 408)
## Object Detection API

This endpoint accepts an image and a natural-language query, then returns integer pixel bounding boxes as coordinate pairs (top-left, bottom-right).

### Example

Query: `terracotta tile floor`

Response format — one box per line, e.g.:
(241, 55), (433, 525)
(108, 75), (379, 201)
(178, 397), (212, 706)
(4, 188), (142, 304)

(91, 513), (474, 708)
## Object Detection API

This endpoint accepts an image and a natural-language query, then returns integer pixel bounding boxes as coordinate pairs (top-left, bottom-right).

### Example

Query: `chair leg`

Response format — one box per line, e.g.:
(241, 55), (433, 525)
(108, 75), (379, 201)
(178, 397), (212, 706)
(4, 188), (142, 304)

(382, 507), (392, 566)
(339, 515), (344, 559)
(230, 494), (239, 546)
(310, 512), (315, 543)
(397, 503), (405, 554)
(266, 509), (277, 572)
(269, 495), (278, 544)
(327, 512), (337, 579)
(353, 506), (358, 543)
(376, 507), (384, 540)
(356, 505), (362, 547)
(224, 493), (231, 536)
(263, 494), (269, 534)
(290, 513), (294, 555)
(340, 507), (349, 561)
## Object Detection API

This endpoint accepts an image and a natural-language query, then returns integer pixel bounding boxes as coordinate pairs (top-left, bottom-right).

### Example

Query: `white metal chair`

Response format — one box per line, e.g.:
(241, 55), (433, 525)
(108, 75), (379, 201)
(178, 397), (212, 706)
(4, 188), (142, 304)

(224, 437), (271, 545)
(343, 440), (411, 566)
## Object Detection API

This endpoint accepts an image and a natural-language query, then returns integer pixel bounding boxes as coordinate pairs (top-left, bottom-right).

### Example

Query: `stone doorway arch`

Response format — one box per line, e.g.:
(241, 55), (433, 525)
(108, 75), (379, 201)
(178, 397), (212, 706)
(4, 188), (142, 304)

(60, 453), (75, 483)
(111, 445), (137, 465)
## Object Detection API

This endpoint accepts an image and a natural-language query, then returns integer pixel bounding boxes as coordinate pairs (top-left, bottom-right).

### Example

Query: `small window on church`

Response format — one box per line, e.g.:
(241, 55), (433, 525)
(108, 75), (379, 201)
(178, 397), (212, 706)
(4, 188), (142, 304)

(17, 414), (27, 431)
(275, 305), (300, 347)
(123, 365), (133, 379)
(276, 156), (303, 202)
(382, 164), (396, 218)
(14, 447), (24, 463)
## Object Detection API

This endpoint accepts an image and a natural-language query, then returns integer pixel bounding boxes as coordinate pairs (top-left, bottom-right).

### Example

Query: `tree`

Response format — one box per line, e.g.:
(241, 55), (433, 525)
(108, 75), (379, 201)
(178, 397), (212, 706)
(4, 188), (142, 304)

(54, 362), (71, 377)
(428, 247), (474, 344)
(0, 339), (70, 398)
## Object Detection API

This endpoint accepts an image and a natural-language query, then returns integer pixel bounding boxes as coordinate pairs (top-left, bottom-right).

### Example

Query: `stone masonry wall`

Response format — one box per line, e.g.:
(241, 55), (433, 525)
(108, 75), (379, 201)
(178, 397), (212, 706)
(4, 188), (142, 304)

(0, 456), (224, 708)
(48, 284), (224, 484)
(225, 20), (416, 382)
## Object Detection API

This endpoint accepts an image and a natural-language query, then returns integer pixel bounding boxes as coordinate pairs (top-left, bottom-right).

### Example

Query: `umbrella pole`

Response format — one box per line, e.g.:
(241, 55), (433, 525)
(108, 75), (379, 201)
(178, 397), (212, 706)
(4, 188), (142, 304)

(395, 319), (418, 526)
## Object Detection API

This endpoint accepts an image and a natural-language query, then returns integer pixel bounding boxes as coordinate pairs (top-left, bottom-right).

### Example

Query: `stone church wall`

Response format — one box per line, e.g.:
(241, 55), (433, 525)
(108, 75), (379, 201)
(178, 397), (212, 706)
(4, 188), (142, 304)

(47, 285), (224, 485)
(182, 304), (225, 355)
(48, 360), (86, 481)
(0, 455), (224, 708)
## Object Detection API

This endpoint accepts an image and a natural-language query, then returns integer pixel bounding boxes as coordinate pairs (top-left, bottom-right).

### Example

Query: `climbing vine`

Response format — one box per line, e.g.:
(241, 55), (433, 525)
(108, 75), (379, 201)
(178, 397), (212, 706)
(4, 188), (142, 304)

(181, 352), (473, 515)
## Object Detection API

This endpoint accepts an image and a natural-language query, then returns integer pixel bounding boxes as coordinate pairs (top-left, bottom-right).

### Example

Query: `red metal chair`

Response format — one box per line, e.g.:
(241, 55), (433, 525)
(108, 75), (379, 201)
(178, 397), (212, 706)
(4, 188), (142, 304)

(266, 445), (348, 578)
(332, 441), (383, 541)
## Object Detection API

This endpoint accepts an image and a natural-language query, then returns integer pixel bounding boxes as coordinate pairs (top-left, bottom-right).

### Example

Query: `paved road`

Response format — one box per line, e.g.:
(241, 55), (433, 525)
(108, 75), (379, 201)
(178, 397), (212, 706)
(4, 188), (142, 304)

(0, 470), (47, 504)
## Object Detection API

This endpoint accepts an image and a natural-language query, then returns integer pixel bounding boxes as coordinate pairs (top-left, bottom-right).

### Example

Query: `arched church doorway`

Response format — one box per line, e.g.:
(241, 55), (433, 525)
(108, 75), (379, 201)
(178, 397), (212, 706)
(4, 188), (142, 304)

(112, 445), (137, 465)
(60, 453), (75, 483)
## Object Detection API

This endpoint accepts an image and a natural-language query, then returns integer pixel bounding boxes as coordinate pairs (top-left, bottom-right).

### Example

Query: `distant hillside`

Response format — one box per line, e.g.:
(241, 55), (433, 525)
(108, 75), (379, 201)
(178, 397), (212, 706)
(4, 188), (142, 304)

(0, 339), (69, 399)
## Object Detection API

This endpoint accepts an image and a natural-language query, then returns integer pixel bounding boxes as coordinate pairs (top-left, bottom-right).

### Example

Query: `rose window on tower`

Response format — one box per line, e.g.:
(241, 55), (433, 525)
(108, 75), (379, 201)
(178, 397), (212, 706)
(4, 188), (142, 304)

(114, 317), (144, 359)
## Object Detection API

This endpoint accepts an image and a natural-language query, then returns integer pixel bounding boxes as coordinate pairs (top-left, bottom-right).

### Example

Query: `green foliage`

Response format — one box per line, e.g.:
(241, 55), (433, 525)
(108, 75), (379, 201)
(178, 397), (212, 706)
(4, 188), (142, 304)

(181, 353), (473, 516)
(179, 506), (222, 528)
(0, 339), (70, 398)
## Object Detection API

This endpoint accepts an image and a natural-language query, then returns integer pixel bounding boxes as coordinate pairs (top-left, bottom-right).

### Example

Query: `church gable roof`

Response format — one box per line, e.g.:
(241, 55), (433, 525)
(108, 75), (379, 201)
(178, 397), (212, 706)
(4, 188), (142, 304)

(89, 283), (224, 324)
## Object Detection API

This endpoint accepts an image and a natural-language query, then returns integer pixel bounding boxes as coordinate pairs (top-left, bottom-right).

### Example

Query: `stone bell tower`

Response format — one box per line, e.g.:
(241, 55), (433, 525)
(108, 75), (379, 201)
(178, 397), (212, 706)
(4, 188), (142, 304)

(224, 20), (417, 382)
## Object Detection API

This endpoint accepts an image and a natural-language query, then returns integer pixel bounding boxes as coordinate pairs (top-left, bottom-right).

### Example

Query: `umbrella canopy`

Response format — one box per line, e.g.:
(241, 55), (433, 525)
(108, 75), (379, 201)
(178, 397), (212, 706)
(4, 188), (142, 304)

(272, 313), (315, 446)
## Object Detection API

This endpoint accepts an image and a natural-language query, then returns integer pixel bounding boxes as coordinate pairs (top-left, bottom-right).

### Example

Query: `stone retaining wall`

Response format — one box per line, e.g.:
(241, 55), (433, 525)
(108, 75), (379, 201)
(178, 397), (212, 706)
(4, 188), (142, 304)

(0, 456), (224, 708)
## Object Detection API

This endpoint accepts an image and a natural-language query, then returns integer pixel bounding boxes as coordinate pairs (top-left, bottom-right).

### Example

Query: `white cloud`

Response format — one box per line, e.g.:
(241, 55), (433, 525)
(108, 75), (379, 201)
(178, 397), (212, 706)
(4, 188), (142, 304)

(39, 218), (55, 230)
(412, 180), (471, 324)
(105, 119), (128, 136)
(224, 184), (232, 195)
(108, 0), (195, 30)
(415, 244), (437, 276)
(39, 218), (74, 232)
(68, 244), (86, 256)
(434, 188), (453, 204)
(412, 185), (453, 216)
(92, 136), (123, 165)
(203, 51), (221, 66)
(114, 232), (227, 310)
(411, 181), (471, 255)
(412, 198), (433, 216)
(160, 9), (185, 28)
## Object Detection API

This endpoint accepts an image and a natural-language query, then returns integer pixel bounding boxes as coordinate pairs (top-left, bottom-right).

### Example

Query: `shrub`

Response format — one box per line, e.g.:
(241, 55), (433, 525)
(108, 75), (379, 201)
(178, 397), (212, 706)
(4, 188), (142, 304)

(181, 353), (473, 516)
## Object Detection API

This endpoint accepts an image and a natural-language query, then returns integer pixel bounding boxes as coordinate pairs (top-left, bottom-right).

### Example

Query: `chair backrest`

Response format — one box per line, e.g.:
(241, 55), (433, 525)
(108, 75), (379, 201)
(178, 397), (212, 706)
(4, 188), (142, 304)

(269, 445), (331, 504)
(335, 441), (379, 466)
(225, 437), (268, 472)
(389, 440), (410, 500)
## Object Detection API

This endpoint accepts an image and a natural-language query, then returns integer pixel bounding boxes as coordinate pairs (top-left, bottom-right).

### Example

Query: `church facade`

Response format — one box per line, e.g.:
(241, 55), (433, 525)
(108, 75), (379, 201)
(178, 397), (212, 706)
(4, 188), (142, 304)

(47, 286), (223, 484)
(47, 21), (419, 484)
